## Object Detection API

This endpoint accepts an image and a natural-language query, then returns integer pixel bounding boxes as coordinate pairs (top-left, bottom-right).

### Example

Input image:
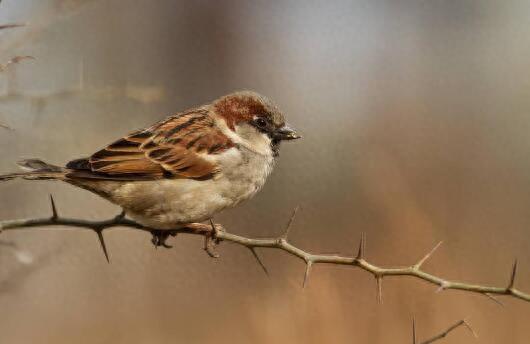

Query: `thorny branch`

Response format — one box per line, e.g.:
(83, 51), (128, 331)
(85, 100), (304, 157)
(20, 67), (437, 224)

(0, 196), (529, 304)
(413, 317), (477, 344)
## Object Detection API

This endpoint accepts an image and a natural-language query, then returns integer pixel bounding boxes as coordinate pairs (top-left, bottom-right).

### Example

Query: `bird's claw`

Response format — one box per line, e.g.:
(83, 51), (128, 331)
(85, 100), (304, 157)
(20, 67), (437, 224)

(151, 230), (177, 249)
(204, 235), (220, 258)
(203, 219), (222, 258)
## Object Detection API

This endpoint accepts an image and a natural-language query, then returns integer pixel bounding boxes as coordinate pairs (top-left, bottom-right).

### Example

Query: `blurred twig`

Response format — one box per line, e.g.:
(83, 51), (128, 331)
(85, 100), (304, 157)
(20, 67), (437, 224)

(0, 55), (34, 72)
(0, 239), (33, 265)
(413, 317), (477, 344)
(0, 199), (529, 303)
(0, 23), (26, 30)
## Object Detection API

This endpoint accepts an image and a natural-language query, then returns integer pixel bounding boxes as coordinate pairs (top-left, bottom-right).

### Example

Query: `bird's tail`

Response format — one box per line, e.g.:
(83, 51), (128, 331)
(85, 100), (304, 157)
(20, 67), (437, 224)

(0, 159), (66, 181)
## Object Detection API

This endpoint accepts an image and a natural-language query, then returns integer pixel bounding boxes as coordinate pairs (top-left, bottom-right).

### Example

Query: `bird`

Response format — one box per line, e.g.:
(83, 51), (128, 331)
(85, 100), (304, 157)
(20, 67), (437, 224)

(0, 91), (300, 244)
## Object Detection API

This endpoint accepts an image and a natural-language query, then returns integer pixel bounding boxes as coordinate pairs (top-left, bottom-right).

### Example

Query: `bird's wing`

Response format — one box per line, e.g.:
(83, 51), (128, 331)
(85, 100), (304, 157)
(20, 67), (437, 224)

(66, 108), (235, 180)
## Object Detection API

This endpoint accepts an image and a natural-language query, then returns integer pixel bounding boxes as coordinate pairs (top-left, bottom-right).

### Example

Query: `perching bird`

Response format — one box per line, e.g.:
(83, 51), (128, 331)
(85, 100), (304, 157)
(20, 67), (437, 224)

(0, 91), (300, 237)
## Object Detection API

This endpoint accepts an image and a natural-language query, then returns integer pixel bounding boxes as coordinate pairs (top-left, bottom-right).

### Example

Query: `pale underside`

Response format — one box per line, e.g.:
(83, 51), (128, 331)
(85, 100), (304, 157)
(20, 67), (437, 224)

(71, 145), (274, 228)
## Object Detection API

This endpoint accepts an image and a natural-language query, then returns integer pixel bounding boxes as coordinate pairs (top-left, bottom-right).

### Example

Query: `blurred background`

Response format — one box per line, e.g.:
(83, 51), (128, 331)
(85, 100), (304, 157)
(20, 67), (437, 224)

(0, 0), (529, 343)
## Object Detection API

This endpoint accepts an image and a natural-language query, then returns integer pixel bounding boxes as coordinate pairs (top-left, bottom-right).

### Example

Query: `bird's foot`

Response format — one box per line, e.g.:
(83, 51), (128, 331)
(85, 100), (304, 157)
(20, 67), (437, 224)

(180, 221), (224, 257)
(204, 219), (224, 258)
(151, 230), (177, 249)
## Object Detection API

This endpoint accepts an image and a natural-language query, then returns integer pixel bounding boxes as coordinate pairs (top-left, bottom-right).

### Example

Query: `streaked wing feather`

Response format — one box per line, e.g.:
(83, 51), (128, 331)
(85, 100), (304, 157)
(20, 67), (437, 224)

(79, 107), (234, 180)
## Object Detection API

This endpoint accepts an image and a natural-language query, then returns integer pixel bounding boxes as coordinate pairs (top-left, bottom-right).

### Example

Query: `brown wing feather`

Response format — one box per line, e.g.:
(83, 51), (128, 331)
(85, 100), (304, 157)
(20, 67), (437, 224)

(68, 107), (235, 180)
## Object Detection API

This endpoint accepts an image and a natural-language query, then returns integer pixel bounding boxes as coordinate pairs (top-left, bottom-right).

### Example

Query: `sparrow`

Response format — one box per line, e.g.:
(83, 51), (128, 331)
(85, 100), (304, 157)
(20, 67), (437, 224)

(0, 91), (300, 232)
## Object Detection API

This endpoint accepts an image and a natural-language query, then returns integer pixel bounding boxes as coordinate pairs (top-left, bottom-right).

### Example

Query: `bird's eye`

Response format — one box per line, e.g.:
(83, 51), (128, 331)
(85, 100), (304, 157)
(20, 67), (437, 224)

(255, 118), (267, 128)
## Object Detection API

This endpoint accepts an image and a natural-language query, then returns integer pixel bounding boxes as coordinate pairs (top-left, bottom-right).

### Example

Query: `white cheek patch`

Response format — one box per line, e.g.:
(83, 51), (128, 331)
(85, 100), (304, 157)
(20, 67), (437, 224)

(234, 123), (272, 155)
(215, 117), (272, 156)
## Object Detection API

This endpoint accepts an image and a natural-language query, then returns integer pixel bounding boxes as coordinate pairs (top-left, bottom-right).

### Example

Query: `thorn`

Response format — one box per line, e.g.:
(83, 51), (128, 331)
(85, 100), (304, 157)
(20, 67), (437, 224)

(462, 318), (478, 338)
(414, 241), (442, 270)
(302, 261), (313, 288)
(375, 275), (383, 304)
(248, 247), (269, 276)
(150, 230), (174, 249)
(282, 206), (300, 240)
(435, 280), (450, 293)
(115, 209), (126, 221)
(483, 293), (504, 307)
(49, 194), (58, 220)
(95, 229), (110, 263)
(412, 317), (417, 344)
(356, 232), (366, 261)
(508, 259), (518, 290)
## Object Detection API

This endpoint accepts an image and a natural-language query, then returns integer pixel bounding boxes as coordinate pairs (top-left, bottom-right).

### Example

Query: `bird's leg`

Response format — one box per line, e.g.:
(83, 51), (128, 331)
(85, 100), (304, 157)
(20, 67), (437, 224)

(181, 222), (215, 234)
(150, 230), (177, 249)
(180, 221), (224, 258)
(150, 222), (224, 252)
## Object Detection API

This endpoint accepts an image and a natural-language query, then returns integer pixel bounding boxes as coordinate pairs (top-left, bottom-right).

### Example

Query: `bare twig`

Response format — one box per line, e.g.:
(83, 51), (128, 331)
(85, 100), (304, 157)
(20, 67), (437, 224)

(0, 200), (529, 303)
(414, 318), (477, 344)
(0, 23), (25, 30)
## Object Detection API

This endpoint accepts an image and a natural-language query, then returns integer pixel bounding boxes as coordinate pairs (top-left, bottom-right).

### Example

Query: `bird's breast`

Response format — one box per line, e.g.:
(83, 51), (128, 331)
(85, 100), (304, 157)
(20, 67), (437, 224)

(112, 147), (275, 228)
(215, 146), (275, 204)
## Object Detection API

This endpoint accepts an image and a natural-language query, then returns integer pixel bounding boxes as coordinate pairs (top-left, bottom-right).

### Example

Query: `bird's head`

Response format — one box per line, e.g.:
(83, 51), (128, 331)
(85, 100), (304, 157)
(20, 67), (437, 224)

(212, 91), (301, 156)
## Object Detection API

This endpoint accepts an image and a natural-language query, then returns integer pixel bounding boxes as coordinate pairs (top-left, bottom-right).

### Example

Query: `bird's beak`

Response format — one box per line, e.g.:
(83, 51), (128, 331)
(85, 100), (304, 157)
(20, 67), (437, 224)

(275, 125), (302, 141)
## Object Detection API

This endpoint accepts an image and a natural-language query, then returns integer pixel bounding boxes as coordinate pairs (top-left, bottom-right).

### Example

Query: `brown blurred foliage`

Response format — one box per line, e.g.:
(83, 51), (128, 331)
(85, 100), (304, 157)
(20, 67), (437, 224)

(0, 1), (529, 343)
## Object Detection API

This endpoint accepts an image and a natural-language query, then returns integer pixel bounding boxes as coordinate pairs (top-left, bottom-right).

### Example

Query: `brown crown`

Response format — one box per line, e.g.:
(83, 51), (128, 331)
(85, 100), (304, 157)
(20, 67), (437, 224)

(213, 91), (285, 130)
